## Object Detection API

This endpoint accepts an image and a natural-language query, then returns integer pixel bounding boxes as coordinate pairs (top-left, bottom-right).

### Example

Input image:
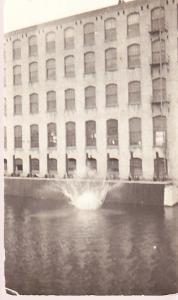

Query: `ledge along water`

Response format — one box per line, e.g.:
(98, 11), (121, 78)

(4, 177), (178, 207)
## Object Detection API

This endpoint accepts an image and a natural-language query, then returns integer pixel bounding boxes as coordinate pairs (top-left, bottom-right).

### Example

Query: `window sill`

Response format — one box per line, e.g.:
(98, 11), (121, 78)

(105, 69), (118, 73)
(66, 146), (76, 150)
(106, 104), (118, 108)
(85, 146), (97, 150)
(48, 146), (57, 150)
(85, 107), (97, 111)
(65, 109), (76, 112)
(130, 145), (142, 150)
(128, 66), (140, 70)
(107, 145), (118, 149)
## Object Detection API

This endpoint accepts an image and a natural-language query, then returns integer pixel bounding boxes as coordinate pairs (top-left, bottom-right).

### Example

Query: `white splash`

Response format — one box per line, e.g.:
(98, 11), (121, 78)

(60, 180), (110, 210)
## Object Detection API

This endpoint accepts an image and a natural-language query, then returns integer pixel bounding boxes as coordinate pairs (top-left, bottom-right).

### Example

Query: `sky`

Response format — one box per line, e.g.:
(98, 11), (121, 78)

(4, 0), (121, 33)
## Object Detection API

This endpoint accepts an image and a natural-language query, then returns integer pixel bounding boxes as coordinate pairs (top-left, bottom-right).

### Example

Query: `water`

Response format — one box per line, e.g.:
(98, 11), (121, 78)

(4, 194), (178, 295)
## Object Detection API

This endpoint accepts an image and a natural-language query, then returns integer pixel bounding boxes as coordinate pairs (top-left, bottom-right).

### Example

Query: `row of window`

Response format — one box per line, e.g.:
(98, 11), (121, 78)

(10, 38), (167, 85)
(4, 116), (167, 150)
(4, 156), (167, 181)
(9, 7), (166, 62)
(4, 78), (166, 116)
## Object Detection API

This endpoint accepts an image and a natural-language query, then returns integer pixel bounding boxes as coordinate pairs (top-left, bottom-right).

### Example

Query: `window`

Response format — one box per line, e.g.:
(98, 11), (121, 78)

(128, 81), (141, 105)
(14, 95), (22, 115)
(86, 157), (97, 170)
(66, 122), (76, 147)
(47, 91), (56, 112)
(127, 13), (140, 38)
(151, 7), (165, 32)
(130, 158), (142, 179)
(153, 116), (167, 147)
(64, 55), (75, 77)
(4, 127), (7, 149)
(84, 52), (95, 74)
(15, 158), (23, 172)
(84, 23), (95, 46)
(65, 89), (75, 110)
(4, 159), (7, 172)
(154, 157), (167, 180)
(29, 62), (38, 83)
(14, 125), (22, 148)
(30, 124), (39, 148)
(48, 123), (57, 148)
(29, 35), (38, 56)
(46, 59), (56, 80)
(30, 93), (39, 114)
(129, 118), (142, 146)
(46, 32), (55, 53)
(13, 65), (21, 85)
(13, 39), (21, 60)
(152, 39), (166, 64)
(104, 18), (116, 41)
(4, 98), (6, 116)
(85, 86), (96, 109)
(31, 159), (39, 172)
(64, 27), (74, 49)
(48, 158), (57, 173)
(105, 48), (117, 71)
(128, 44), (140, 68)
(86, 120), (96, 147)
(107, 119), (118, 146)
(152, 78), (166, 103)
(107, 158), (119, 173)
(106, 84), (117, 107)
(67, 158), (76, 175)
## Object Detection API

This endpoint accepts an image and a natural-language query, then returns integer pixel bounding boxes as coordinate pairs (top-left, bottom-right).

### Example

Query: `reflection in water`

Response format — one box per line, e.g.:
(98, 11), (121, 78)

(4, 196), (178, 295)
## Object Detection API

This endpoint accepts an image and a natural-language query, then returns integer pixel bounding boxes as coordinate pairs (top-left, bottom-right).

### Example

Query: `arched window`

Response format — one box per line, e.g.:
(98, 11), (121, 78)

(13, 65), (21, 85)
(104, 18), (116, 41)
(47, 123), (57, 147)
(29, 35), (38, 56)
(85, 120), (96, 147)
(84, 52), (95, 74)
(29, 62), (38, 83)
(86, 157), (97, 170)
(13, 39), (21, 60)
(152, 78), (166, 103)
(14, 125), (22, 148)
(14, 95), (22, 115)
(84, 23), (95, 46)
(153, 116), (167, 146)
(106, 84), (117, 107)
(128, 44), (140, 68)
(105, 48), (117, 71)
(130, 158), (142, 179)
(15, 158), (23, 172)
(107, 119), (118, 146)
(152, 39), (166, 64)
(107, 158), (119, 173)
(64, 55), (75, 77)
(128, 81), (141, 105)
(129, 118), (142, 146)
(4, 127), (7, 149)
(127, 13), (140, 37)
(31, 158), (39, 172)
(64, 27), (74, 49)
(30, 93), (39, 114)
(47, 91), (56, 112)
(154, 157), (167, 180)
(46, 32), (55, 53)
(46, 59), (56, 80)
(48, 158), (57, 173)
(30, 124), (39, 148)
(65, 89), (75, 110)
(151, 7), (165, 32)
(66, 122), (76, 147)
(85, 86), (96, 109)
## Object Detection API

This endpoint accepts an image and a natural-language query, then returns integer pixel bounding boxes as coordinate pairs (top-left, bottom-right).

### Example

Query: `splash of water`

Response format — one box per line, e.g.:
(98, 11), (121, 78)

(60, 180), (110, 210)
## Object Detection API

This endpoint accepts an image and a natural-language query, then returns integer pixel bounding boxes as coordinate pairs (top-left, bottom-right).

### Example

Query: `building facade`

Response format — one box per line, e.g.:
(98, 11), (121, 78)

(4, 0), (178, 182)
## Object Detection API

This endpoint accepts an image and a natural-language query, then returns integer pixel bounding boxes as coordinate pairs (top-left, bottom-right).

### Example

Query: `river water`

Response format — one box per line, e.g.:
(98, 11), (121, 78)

(4, 195), (178, 295)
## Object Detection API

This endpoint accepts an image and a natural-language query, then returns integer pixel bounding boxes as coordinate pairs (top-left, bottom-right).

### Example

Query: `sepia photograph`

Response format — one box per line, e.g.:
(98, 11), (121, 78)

(3, 0), (178, 295)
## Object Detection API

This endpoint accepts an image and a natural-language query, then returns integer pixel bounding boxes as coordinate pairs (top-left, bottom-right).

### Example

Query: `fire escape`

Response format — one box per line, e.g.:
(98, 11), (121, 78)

(149, 0), (169, 180)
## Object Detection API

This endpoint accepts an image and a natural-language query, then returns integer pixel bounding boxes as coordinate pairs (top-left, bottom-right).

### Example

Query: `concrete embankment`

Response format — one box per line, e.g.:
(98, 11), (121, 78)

(4, 177), (177, 207)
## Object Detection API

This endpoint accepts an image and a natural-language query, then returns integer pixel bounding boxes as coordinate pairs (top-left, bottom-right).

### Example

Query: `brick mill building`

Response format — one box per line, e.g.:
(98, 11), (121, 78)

(4, 0), (178, 184)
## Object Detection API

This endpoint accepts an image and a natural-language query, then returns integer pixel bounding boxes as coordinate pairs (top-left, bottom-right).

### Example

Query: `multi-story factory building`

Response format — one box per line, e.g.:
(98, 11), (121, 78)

(4, 0), (178, 183)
